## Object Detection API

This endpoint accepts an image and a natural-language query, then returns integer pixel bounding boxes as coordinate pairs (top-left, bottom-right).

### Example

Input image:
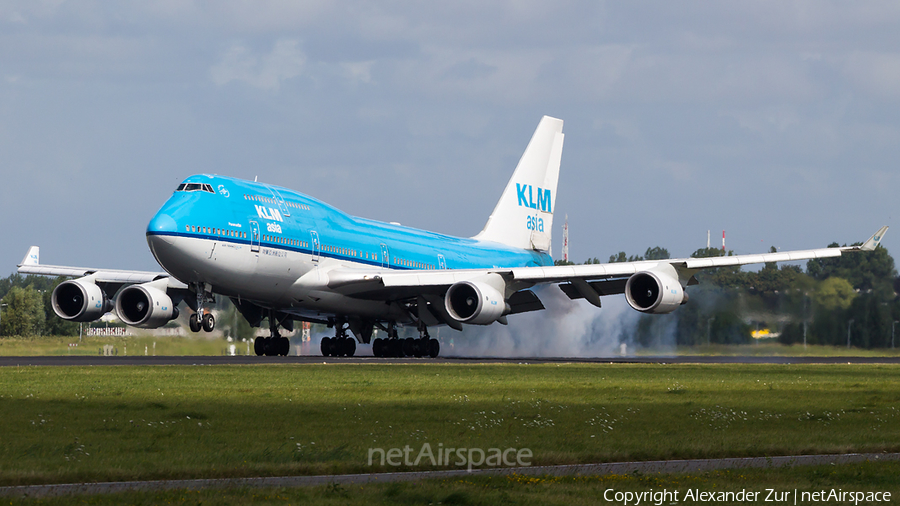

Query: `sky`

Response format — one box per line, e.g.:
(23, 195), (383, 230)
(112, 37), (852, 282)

(2, 1), (899, 275)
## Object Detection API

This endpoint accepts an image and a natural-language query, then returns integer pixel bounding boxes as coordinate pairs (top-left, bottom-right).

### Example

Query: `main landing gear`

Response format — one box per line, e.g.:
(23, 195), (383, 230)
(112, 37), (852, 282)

(372, 323), (440, 358)
(254, 310), (290, 356)
(321, 318), (357, 357)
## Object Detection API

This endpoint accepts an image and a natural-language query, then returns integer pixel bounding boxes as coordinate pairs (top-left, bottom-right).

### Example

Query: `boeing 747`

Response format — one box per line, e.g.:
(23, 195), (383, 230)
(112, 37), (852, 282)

(18, 116), (888, 357)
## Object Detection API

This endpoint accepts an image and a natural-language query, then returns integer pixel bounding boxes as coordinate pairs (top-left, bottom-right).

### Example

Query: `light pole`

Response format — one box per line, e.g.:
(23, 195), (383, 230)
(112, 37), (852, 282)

(847, 319), (854, 349)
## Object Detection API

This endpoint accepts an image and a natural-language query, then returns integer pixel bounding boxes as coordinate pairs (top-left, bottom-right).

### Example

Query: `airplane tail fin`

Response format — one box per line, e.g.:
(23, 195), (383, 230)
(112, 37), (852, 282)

(474, 116), (564, 252)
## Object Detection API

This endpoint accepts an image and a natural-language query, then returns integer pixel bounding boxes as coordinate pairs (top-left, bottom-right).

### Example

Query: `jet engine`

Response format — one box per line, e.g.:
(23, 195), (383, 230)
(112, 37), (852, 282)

(444, 277), (509, 325)
(624, 265), (686, 314)
(115, 281), (178, 329)
(51, 277), (113, 322)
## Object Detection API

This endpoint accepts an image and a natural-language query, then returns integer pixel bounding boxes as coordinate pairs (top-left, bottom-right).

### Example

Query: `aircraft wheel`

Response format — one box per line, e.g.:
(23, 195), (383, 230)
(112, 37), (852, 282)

(320, 337), (331, 356)
(189, 314), (201, 333)
(202, 313), (216, 332)
(402, 337), (415, 357)
(264, 338), (279, 356)
(373, 338), (384, 357)
(281, 337), (291, 356)
(413, 338), (426, 358)
(345, 338), (356, 357)
(427, 338), (440, 358)
(254, 337), (266, 356)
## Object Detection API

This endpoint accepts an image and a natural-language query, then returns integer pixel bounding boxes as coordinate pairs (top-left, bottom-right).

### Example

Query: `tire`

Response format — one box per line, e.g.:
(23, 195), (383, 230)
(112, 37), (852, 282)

(427, 338), (440, 358)
(264, 338), (278, 356)
(402, 337), (415, 357)
(254, 337), (265, 356)
(373, 338), (384, 357)
(202, 313), (216, 332)
(413, 338), (425, 358)
(279, 337), (290, 356)
(386, 339), (397, 358)
(345, 338), (356, 357)
(320, 337), (332, 357)
(189, 314), (201, 333)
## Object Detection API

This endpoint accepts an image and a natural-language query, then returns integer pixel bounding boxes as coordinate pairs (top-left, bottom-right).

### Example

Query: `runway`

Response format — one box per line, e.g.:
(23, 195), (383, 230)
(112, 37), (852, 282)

(1, 355), (900, 366)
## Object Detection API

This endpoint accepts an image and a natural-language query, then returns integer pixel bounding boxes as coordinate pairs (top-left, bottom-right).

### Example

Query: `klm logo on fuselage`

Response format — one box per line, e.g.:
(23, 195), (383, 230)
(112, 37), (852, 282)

(255, 205), (283, 222)
(515, 183), (552, 213)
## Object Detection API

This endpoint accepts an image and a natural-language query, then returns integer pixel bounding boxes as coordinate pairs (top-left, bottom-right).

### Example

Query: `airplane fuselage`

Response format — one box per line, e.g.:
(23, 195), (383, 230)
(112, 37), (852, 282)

(146, 174), (553, 324)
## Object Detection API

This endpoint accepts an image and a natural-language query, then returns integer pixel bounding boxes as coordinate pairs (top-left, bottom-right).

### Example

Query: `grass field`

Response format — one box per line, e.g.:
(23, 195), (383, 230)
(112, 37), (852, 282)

(0, 335), (237, 357)
(8, 461), (900, 505)
(1, 363), (899, 489)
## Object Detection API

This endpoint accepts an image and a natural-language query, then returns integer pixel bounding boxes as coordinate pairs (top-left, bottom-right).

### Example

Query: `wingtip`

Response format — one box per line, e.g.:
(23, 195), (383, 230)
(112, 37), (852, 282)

(860, 226), (889, 251)
(20, 246), (39, 266)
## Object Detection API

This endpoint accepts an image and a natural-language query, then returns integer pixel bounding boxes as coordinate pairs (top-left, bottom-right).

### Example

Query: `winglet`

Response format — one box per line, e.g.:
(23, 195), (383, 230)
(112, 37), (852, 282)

(836, 226), (889, 253)
(855, 226), (889, 251)
(20, 246), (40, 267)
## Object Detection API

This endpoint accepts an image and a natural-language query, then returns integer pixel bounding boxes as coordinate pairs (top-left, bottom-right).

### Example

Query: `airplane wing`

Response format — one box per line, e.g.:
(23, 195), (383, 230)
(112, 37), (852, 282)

(16, 246), (187, 291)
(322, 226), (888, 327)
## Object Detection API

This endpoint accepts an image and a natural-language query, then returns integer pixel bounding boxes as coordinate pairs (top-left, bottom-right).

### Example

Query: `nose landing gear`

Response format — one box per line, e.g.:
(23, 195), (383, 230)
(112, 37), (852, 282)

(189, 284), (217, 333)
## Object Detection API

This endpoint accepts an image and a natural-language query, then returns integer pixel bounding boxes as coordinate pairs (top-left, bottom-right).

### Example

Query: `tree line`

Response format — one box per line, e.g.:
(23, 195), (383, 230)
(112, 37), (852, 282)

(0, 275), (79, 337)
(559, 242), (900, 348)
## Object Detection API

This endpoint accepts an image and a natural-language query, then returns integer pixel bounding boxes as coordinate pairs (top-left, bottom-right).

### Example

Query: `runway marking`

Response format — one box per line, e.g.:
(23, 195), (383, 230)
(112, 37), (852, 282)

(2, 452), (898, 498)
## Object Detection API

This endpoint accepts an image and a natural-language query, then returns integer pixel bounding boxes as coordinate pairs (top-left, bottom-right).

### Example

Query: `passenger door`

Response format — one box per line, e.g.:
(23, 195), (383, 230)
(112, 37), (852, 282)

(249, 221), (260, 253)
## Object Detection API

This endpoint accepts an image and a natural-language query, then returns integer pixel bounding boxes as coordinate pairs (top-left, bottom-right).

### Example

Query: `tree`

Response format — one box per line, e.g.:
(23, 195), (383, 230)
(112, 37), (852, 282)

(812, 277), (857, 312)
(807, 244), (897, 294)
(0, 286), (45, 337)
(643, 246), (670, 260)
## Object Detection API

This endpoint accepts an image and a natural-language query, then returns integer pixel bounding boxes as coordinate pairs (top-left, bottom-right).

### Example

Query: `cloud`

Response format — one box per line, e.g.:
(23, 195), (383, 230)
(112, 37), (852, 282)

(210, 39), (305, 91)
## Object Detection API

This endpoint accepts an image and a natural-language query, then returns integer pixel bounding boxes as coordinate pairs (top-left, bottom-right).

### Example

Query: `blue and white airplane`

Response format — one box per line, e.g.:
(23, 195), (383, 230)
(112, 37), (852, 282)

(18, 116), (888, 358)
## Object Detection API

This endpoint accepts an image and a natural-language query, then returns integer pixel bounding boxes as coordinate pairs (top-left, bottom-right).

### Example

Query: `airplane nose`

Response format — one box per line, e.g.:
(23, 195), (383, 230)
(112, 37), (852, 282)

(147, 213), (178, 244)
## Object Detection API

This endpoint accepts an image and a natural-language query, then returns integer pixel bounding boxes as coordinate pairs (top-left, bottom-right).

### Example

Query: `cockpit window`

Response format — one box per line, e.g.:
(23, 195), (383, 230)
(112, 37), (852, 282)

(176, 183), (215, 193)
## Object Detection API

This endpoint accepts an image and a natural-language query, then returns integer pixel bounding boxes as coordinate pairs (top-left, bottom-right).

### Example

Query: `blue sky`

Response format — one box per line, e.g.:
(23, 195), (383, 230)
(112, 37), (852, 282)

(2, 1), (898, 274)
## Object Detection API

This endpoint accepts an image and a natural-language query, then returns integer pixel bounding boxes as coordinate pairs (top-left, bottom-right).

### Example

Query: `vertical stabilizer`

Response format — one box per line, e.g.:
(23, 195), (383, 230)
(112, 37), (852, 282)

(474, 116), (564, 252)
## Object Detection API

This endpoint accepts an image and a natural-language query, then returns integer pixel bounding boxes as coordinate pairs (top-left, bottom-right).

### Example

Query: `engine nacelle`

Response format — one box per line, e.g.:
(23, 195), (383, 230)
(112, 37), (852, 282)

(51, 278), (113, 322)
(444, 278), (509, 325)
(115, 282), (178, 329)
(624, 266), (686, 314)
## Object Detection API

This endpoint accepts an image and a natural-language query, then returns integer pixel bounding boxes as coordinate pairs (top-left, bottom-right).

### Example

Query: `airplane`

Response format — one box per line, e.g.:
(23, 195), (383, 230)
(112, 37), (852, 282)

(17, 116), (888, 358)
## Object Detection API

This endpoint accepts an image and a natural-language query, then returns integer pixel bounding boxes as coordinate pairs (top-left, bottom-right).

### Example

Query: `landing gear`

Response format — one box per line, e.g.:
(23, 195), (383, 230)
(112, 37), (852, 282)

(189, 283), (216, 333)
(254, 310), (290, 356)
(372, 322), (440, 358)
(320, 318), (358, 357)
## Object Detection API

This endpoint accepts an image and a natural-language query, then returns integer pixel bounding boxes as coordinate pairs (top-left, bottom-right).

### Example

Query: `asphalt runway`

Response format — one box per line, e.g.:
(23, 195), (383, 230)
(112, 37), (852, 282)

(1, 355), (900, 366)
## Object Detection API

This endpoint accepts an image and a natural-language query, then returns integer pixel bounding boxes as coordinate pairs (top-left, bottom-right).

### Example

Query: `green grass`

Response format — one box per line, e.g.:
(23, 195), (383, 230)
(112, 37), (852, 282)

(9, 461), (900, 505)
(1, 364), (899, 487)
(640, 342), (900, 357)
(0, 335), (237, 357)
